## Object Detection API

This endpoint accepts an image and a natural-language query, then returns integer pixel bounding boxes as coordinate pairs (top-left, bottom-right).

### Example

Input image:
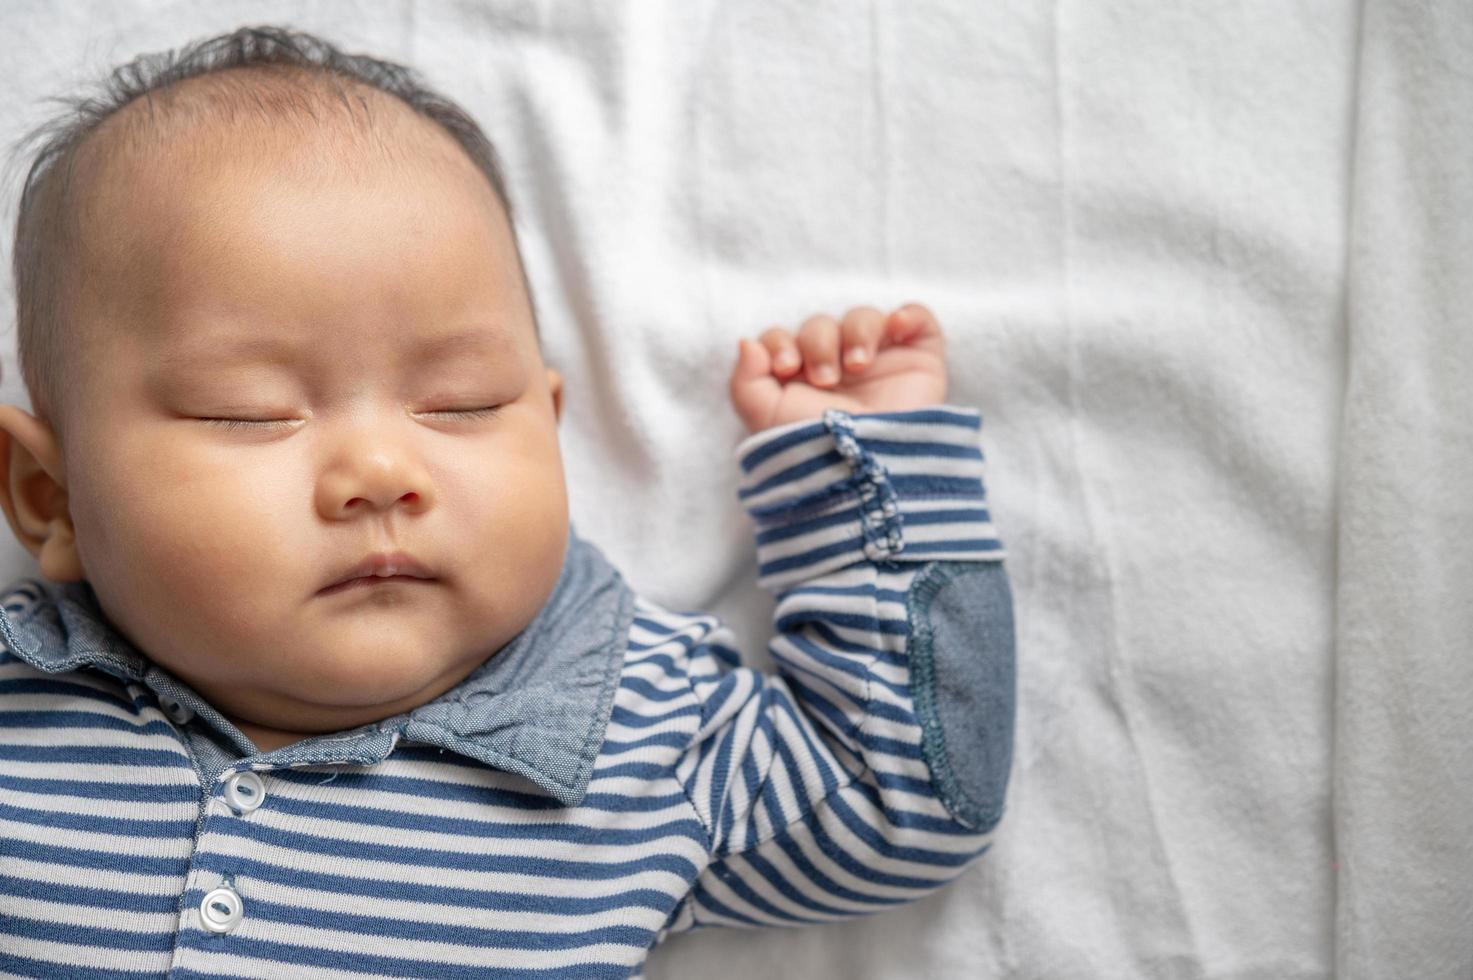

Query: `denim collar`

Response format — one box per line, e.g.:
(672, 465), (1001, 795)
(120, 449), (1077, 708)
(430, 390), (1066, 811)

(0, 525), (635, 807)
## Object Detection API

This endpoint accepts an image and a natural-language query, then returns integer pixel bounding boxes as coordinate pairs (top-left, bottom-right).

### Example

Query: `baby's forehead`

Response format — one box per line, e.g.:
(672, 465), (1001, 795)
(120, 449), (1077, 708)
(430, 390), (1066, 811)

(77, 68), (480, 213)
(65, 78), (506, 301)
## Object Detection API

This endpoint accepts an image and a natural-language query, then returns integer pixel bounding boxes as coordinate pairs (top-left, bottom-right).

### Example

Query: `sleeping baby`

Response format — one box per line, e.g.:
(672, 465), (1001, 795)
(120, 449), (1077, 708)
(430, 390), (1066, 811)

(0, 24), (1015, 979)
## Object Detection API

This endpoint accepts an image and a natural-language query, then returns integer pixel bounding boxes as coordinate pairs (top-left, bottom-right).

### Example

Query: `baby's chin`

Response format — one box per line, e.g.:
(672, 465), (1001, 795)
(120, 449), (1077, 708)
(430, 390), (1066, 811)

(230, 623), (504, 726)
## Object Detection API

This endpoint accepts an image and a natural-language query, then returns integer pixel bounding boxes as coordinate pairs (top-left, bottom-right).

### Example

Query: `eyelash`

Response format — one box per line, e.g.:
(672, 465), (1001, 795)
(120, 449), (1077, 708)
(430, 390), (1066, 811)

(200, 407), (502, 431)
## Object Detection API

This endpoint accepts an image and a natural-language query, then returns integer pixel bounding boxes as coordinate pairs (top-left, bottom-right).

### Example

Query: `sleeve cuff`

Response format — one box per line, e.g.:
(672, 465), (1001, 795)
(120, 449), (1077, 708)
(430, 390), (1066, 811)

(734, 405), (1005, 591)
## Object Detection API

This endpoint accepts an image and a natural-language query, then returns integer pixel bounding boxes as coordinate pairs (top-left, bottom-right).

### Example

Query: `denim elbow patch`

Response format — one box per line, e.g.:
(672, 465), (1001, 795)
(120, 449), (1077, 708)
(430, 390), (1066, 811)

(907, 560), (1016, 833)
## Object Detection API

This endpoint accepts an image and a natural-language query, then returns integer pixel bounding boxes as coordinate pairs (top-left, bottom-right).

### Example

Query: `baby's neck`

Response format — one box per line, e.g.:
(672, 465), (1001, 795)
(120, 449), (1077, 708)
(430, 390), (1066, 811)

(228, 715), (307, 754)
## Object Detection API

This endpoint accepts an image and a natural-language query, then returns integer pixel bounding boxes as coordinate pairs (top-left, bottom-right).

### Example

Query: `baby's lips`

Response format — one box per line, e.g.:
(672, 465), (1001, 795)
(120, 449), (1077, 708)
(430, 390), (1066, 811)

(318, 550), (436, 593)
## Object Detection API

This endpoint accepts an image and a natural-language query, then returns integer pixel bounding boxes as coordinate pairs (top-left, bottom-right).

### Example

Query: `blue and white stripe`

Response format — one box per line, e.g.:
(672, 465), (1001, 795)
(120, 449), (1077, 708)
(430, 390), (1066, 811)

(0, 404), (1007, 977)
(739, 407), (1003, 589)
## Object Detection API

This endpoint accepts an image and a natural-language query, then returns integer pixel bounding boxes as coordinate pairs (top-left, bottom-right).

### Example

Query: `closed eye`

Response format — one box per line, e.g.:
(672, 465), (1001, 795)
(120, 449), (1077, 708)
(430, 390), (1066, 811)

(198, 406), (501, 431)
(425, 406), (502, 421)
(199, 417), (296, 431)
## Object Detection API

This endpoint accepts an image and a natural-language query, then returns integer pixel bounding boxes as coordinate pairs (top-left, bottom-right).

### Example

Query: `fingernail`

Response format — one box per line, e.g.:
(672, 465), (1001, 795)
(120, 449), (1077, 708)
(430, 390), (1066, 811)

(813, 365), (839, 385)
(775, 350), (799, 370)
(845, 347), (868, 366)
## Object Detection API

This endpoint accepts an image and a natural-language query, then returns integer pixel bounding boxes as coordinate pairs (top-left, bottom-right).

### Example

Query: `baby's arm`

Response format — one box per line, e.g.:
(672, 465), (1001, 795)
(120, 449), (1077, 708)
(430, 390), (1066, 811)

(658, 304), (1014, 934)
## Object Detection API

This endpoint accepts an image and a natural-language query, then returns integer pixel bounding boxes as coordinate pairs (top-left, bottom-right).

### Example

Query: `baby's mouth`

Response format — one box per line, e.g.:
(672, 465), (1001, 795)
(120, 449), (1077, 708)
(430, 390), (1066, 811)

(318, 551), (437, 596)
(317, 575), (437, 597)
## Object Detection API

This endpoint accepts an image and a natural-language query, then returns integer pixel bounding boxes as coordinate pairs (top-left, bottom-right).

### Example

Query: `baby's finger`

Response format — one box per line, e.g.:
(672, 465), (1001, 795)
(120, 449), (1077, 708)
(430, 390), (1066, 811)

(796, 313), (841, 388)
(759, 326), (802, 379)
(729, 338), (782, 431)
(886, 302), (945, 347)
(839, 306), (886, 373)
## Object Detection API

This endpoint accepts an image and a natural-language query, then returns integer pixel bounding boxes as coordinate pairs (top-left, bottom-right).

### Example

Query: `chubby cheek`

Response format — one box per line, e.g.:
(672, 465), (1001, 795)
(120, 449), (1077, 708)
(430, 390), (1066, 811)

(450, 430), (570, 638)
(72, 428), (308, 679)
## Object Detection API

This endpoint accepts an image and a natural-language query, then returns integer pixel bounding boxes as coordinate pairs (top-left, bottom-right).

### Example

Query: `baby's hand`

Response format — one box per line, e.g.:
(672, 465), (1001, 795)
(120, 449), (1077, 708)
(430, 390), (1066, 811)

(729, 303), (948, 433)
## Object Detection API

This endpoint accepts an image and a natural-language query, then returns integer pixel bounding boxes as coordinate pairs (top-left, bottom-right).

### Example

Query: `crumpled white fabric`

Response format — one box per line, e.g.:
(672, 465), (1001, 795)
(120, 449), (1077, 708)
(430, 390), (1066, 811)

(0, 2), (1466, 977)
(1334, 1), (1472, 977)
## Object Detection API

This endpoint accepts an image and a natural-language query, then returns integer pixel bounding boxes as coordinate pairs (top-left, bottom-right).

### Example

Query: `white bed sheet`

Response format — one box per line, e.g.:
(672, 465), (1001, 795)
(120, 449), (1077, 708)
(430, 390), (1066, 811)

(1, 2), (1467, 977)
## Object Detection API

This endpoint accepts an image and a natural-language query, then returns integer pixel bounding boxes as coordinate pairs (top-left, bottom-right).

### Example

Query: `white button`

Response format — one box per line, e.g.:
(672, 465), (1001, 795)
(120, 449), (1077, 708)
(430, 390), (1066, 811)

(224, 771), (266, 814)
(200, 884), (243, 933)
(159, 696), (194, 724)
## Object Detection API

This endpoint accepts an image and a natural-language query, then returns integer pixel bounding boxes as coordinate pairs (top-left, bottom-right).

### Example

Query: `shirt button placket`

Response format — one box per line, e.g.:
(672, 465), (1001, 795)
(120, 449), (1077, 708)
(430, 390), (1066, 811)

(198, 770), (267, 936)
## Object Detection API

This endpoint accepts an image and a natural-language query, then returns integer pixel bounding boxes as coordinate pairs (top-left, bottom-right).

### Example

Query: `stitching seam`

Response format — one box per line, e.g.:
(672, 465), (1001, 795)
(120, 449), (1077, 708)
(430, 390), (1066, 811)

(907, 561), (989, 830)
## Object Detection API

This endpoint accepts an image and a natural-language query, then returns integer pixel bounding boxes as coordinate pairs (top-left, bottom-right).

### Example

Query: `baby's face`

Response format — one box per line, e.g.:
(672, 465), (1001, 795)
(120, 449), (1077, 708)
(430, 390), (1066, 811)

(44, 116), (568, 747)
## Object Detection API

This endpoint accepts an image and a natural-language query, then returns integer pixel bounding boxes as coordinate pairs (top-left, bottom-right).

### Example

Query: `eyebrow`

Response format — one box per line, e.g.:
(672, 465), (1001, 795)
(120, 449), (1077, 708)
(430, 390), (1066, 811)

(156, 328), (513, 371)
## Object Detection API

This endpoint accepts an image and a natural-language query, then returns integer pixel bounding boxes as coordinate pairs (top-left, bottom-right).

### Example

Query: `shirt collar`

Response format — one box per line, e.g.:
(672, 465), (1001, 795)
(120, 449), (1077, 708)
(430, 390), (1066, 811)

(0, 525), (635, 807)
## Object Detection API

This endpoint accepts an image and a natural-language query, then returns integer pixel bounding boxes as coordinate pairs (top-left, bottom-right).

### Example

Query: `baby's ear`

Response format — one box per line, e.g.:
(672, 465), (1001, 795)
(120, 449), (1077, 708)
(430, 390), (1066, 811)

(545, 368), (563, 423)
(0, 405), (85, 582)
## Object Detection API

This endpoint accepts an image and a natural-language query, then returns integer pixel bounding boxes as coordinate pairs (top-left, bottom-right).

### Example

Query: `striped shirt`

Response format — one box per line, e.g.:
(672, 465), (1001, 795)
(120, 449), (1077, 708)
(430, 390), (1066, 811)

(0, 404), (1013, 979)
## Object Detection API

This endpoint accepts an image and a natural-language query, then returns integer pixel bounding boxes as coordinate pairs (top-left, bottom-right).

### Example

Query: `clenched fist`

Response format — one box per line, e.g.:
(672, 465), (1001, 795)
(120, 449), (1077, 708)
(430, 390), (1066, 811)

(729, 303), (948, 433)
